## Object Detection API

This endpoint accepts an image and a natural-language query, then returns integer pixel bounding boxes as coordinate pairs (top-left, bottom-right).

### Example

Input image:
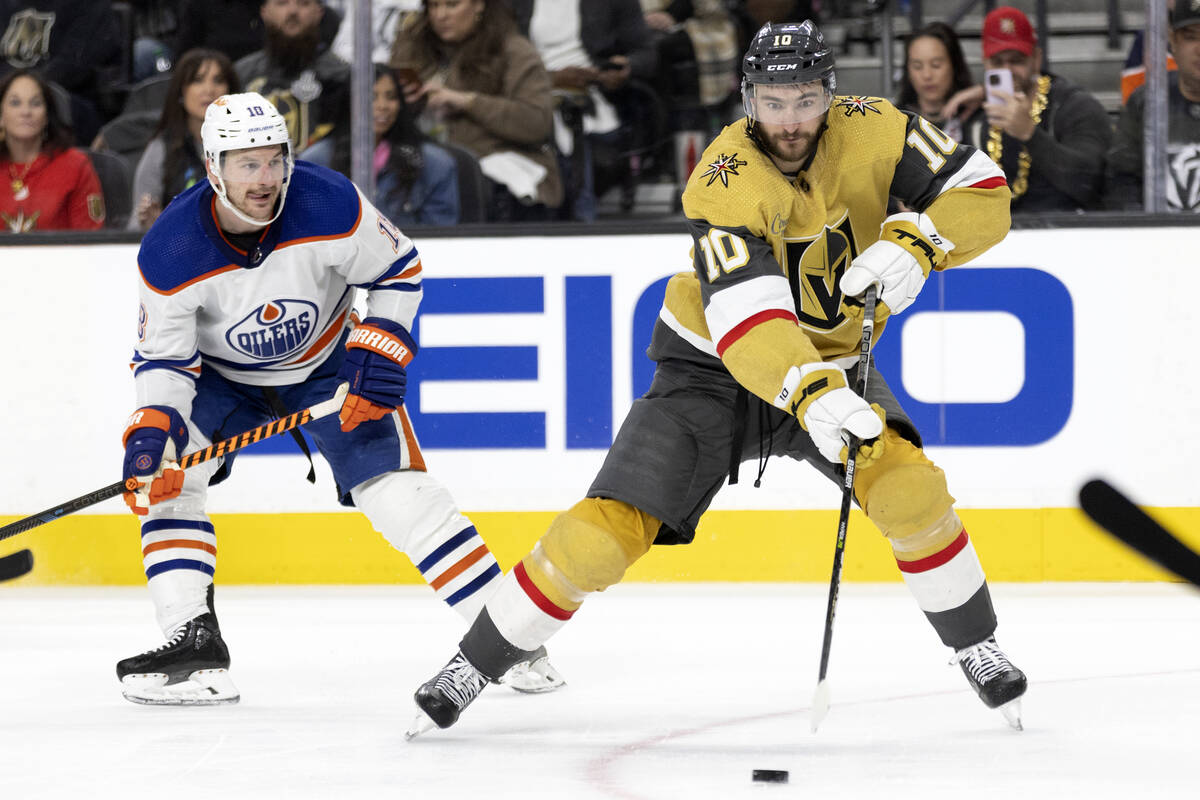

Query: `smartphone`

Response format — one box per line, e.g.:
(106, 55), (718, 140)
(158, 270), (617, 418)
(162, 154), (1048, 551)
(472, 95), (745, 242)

(985, 68), (1014, 104)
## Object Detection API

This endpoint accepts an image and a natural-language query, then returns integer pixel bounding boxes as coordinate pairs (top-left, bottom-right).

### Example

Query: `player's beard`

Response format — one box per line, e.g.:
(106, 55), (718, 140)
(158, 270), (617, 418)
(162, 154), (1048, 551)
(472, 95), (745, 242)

(762, 127), (819, 166)
(264, 20), (321, 75)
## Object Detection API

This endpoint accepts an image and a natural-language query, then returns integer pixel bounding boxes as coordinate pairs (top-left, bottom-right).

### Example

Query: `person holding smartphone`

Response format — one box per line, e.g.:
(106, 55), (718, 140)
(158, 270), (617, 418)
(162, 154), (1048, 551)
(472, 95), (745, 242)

(958, 6), (1111, 213)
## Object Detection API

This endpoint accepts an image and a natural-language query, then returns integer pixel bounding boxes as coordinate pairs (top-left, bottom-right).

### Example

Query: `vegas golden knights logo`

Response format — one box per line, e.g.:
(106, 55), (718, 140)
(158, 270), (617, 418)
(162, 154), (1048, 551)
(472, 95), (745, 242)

(1, 10), (55, 69)
(784, 214), (858, 331)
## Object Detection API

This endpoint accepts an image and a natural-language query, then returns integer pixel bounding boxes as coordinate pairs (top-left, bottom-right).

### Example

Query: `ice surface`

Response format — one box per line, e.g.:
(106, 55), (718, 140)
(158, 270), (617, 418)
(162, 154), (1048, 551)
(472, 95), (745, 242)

(1, 583), (1196, 799)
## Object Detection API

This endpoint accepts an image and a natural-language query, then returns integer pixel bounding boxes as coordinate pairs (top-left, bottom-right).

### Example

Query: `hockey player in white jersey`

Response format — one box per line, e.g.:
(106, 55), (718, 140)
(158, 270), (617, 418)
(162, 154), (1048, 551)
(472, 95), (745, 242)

(116, 92), (562, 704)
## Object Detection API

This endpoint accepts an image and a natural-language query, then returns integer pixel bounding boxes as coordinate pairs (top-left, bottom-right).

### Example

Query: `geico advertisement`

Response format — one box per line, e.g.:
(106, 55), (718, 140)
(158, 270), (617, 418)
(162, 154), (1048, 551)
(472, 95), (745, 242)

(0, 228), (1195, 515)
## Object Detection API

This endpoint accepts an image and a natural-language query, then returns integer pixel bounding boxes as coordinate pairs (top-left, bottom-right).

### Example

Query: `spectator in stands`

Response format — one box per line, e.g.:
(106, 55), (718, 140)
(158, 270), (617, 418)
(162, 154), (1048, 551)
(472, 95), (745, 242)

(237, 0), (351, 169)
(1106, 0), (1200, 212)
(129, 49), (241, 231)
(642, 0), (739, 129)
(391, 0), (562, 222)
(510, 0), (657, 221)
(732, 1), (816, 52)
(130, 0), (179, 81)
(959, 5), (1111, 213)
(0, 1), (122, 144)
(372, 63), (458, 226)
(0, 68), (104, 231)
(327, 0), (417, 64)
(1121, 0), (1177, 104)
(176, 0), (340, 65)
(896, 21), (978, 142)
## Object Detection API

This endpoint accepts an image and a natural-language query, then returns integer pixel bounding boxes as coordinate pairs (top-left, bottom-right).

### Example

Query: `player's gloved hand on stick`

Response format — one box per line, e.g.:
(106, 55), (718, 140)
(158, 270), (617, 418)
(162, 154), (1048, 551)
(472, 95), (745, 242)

(337, 316), (416, 432)
(840, 212), (953, 317)
(122, 406), (189, 515)
(776, 362), (886, 467)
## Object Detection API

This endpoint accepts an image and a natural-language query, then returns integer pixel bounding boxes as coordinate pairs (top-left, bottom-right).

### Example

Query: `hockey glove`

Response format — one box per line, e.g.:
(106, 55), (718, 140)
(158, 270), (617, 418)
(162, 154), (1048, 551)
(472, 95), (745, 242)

(337, 316), (416, 432)
(122, 406), (189, 515)
(840, 212), (953, 316)
(776, 362), (886, 467)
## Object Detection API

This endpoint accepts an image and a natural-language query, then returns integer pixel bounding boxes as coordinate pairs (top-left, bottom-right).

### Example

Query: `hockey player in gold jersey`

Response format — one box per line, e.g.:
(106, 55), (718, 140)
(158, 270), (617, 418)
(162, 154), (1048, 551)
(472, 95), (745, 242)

(406, 19), (1028, 737)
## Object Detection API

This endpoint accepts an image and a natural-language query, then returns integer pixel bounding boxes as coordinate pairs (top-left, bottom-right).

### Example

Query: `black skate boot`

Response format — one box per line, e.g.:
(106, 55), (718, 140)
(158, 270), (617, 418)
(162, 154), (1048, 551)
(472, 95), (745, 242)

(116, 612), (239, 705)
(954, 636), (1027, 729)
(406, 651), (489, 739)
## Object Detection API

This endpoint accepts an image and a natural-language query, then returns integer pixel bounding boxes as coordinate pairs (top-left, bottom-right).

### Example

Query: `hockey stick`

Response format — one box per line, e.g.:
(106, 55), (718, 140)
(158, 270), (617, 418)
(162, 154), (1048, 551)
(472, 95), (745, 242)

(811, 284), (878, 733)
(1079, 478), (1200, 589)
(0, 549), (33, 582)
(0, 383), (348, 543)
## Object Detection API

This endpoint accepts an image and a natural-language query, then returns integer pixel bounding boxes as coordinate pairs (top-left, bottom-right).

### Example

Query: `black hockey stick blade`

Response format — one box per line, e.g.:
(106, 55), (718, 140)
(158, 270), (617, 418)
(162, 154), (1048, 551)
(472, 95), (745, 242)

(0, 549), (33, 582)
(1079, 479), (1200, 588)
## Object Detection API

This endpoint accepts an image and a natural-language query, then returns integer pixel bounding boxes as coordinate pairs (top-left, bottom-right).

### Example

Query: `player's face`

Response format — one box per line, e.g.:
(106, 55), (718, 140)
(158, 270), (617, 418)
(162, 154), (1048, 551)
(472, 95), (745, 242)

(182, 60), (230, 124)
(427, 0), (485, 44)
(907, 36), (954, 108)
(373, 74), (401, 138)
(0, 76), (48, 147)
(750, 83), (828, 169)
(219, 146), (287, 222)
(1170, 25), (1200, 89)
(261, 0), (323, 38)
(984, 49), (1041, 94)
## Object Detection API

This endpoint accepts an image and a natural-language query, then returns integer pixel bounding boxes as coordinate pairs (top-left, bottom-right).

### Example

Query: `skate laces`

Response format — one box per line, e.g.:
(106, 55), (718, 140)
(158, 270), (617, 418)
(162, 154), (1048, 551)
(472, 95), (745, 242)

(147, 623), (189, 655)
(952, 636), (1014, 685)
(434, 653), (487, 710)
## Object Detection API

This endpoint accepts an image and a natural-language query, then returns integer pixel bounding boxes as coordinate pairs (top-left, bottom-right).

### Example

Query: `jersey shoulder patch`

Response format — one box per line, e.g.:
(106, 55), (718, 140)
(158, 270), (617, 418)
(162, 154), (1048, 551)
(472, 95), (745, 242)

(138, 183), (231, 294)
(275, 161), (363, 244)
(681, 122), (794, 235)
(824, 96), (909, 163)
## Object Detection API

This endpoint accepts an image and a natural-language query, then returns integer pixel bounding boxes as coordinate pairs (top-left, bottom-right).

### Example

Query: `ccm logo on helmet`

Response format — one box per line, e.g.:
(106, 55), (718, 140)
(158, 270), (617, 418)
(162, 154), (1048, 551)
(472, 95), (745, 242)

(767, 64), (799, 70)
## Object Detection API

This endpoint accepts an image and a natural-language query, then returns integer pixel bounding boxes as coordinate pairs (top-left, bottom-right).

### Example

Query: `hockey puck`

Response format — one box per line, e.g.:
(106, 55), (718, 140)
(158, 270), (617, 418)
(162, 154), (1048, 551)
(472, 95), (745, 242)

(752, 769), (789, 783)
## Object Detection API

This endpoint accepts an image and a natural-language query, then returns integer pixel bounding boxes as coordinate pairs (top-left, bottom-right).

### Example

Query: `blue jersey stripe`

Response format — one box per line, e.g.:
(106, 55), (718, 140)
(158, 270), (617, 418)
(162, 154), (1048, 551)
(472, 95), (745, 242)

(145, 558), (215, 579)
(446, 563), (502, 606)
(141, 519), (216, 536)
(416, 526), (479, 574)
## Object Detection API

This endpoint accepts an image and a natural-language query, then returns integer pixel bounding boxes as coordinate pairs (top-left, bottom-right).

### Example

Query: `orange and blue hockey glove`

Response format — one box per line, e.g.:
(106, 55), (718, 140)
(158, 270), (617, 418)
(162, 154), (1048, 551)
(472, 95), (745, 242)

(336, 317), (416, 432)
(121, 406), (189, 515)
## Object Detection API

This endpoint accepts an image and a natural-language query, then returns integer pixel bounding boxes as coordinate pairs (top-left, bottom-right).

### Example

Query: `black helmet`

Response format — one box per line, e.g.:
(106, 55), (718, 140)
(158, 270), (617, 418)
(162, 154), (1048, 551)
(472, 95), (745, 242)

(742, 20), (836, 89)
(741, 20), (837, 124)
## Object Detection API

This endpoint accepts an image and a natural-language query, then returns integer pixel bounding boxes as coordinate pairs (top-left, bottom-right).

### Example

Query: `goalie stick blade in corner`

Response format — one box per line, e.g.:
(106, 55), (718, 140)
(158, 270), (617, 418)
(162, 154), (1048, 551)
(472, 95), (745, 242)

(1079, 479), (1200, 588)
(0, 549), (33, 582)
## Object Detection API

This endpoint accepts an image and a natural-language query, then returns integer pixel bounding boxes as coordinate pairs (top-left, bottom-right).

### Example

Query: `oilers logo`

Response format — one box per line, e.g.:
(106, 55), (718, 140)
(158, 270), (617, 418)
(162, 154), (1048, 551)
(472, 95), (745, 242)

(226, 299), (317, 360)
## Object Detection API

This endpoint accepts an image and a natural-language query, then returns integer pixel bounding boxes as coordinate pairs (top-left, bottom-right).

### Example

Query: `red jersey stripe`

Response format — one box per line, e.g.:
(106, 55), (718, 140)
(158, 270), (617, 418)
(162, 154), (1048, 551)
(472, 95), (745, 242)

(896, 529), (969, 574)
(715, 308), (798, 357)
(514, 561), (575, 621)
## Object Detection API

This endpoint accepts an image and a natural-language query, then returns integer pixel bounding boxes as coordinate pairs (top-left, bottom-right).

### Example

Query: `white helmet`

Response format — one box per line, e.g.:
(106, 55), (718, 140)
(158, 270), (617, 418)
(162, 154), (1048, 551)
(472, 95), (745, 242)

(201, 92), (294, 227)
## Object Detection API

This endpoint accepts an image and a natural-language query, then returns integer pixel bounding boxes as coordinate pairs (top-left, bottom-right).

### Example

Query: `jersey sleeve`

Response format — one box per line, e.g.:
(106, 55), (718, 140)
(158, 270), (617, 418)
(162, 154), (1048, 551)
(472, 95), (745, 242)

(131, 265), (202, 419)
(889, 111), (1011, 267)
(336, 189), (423, 335)
(684, 216), (823, 409)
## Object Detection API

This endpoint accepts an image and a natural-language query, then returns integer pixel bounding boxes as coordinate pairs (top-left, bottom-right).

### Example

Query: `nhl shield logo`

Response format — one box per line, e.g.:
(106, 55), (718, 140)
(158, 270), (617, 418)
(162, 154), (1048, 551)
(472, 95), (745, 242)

(226, 299), (318, 360)
(1, 10), (55, 69)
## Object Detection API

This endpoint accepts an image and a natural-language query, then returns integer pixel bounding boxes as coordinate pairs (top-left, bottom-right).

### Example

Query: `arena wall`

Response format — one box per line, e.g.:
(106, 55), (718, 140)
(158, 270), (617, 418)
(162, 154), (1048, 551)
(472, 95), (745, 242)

(2, 229), (1196, 584)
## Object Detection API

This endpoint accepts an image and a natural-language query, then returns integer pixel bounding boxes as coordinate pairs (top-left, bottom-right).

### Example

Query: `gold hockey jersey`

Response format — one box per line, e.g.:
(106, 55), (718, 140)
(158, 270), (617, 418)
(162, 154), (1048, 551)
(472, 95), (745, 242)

(650, 96), (1011, 409)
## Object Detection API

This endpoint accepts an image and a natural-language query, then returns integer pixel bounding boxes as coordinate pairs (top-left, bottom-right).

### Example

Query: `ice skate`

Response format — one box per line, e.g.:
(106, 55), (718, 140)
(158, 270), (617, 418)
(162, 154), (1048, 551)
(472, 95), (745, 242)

(406, 651), (488, 739)
(116, 612), (239, 706)
(953, 636), (1027, 730)
(497, 645), (565, 694)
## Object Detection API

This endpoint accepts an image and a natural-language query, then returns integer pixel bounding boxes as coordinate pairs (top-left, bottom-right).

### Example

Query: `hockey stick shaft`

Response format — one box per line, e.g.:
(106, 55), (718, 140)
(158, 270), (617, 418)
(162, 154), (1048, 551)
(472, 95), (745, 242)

(0, 383), (348, 543)
(812, 284), (877, 731)
(1079, 479), (1200, 588)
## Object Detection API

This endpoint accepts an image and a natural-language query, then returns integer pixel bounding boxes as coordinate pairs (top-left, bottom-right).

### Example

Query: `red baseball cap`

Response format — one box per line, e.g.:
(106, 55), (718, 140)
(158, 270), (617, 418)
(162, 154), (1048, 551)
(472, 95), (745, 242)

(982, 6), (1037, 59)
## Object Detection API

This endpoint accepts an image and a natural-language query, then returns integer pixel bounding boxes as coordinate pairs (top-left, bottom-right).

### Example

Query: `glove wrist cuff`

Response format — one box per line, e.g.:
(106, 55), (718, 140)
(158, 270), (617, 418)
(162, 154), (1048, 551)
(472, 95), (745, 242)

(346, 322), (416, 367)
(775, 362), (848, 421)
(122, 406), (188, 449)
(880, 212), (953, 272)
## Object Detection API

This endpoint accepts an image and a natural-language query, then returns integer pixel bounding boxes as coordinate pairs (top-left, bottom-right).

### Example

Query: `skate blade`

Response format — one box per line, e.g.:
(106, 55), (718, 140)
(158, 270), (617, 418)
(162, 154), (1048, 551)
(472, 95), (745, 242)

(998, 698), (1023, 731)
(404, 710), (437, 741)
(121, 668), (240, 706)
(499, 657), (566, 694)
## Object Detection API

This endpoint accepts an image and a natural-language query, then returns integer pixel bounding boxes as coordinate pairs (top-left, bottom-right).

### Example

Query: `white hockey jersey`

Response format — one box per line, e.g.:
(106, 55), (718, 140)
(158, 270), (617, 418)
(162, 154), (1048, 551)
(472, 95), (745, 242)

(132, 161), (421, 419)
